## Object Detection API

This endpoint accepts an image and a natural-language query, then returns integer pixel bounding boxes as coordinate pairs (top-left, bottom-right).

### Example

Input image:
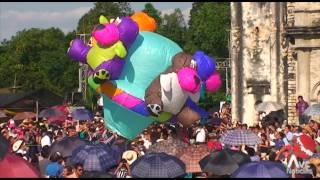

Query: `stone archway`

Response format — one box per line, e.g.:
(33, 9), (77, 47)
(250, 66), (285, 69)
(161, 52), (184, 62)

(311, 81), (320, 103)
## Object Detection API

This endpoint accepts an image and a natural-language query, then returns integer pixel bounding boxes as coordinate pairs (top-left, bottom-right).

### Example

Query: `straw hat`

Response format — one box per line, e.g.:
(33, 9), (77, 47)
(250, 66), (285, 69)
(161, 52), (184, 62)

(122, 150), (138, 165)
(12, 140), (24, 152)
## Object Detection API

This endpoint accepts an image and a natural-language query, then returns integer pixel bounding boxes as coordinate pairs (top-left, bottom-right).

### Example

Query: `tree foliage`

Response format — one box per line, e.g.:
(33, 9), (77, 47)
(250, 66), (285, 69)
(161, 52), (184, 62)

(0, 28), (78, 96)
(158, 8), (187, 48)
(184, 2), (230, 58)
(142, 3), (162, 26)
(77, 2), (133, 34)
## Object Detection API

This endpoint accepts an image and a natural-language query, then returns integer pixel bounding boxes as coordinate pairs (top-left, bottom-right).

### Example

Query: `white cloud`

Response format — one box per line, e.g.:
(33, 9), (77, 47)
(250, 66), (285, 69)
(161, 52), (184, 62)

(0, 7), (91, 40)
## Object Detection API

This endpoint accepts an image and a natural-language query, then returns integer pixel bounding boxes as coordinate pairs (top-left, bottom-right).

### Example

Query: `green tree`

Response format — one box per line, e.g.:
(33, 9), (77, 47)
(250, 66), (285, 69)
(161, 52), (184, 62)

(184, 2), (230, 58)
(158, 8), (187, 47)
(77, 2), (133, 34)
(142, 3), (162, 26)
(0, 28), (78, 96)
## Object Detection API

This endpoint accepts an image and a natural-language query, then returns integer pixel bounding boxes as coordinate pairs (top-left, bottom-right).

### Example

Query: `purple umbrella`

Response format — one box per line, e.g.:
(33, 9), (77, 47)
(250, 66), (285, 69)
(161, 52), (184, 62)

(71, 109), (93, 121)
(231, 161), (289, 178)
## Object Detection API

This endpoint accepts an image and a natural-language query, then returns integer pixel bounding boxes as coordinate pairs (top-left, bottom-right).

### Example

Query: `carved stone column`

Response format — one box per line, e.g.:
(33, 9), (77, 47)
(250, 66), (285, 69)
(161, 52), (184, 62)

(287, 48), (298, 125)
(230, 2), (243, 125)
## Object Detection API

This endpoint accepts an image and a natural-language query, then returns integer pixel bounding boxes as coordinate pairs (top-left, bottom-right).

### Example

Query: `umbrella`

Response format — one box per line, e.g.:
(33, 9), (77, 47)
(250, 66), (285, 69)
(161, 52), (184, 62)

(71, 143), (120, 172)
(49, 136), (89, 158)
(176, 144), (211, 173)
(147, 137), (188, 156)
(0, 135), (9, 160)
(219, 129), (261, 146)
(131, 152), (186, 178)
(13, 112), (36, 121)
(51, 105), (69, 115)
(0, 153), (40, 178)
(39, 108), (64, 118)
(304, 103), (320, 116)
(0, 110), (7, 118)
(255, 101), (284, 114)
(71, 109), (93, 121)
(231, 161), (289, 178)
(80, 171), (113, 178)
(47, 115), (67, 125)
(199, 149), (251, 175)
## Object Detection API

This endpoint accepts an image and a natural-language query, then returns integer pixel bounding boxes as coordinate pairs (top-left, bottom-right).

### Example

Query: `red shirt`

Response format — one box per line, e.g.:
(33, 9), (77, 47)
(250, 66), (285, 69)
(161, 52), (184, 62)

(207, 140), (222, 150)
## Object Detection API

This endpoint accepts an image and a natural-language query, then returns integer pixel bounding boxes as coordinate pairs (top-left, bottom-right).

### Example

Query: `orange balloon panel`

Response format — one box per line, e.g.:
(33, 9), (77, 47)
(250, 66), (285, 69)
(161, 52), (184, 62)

(131, 12), (156, 32)
(99, 82), (123, 97)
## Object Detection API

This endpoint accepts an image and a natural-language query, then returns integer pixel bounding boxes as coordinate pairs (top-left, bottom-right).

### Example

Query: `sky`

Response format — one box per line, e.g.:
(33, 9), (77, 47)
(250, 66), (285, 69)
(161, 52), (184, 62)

(0, 2), (193, 41)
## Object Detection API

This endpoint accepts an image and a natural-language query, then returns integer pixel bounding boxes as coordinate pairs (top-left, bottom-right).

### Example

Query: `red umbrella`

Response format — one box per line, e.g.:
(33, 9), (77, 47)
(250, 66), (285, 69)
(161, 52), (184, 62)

(47, 115), (67, 125)
(0, 153), (40, 178)
(13, 112), (36, 121)
(51, 105), (69, 115)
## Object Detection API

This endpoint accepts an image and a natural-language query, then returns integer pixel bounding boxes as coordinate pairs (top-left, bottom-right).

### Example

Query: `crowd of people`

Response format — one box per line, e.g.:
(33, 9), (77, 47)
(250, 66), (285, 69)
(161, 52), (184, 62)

(0, 101), (320, 178)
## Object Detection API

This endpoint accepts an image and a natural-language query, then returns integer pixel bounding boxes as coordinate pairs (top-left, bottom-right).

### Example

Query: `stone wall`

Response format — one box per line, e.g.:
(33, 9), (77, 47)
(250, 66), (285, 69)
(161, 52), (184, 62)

(231, 2), (320, 125)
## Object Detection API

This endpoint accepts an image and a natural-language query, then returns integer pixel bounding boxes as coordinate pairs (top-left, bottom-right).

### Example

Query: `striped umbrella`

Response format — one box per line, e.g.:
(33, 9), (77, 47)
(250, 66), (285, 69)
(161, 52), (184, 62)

(131, 152), (186, 178)
(71, 143), (120, 172)
(176, 144), (211, 173)
(304, 103), (320, 116)
(219, 129), (261, 146)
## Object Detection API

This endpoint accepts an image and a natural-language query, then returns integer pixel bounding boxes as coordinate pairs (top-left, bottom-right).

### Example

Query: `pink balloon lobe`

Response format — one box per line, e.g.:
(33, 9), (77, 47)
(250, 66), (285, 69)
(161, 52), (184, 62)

(205, 72), (222, 92)
(177, 67), (201, 94)
(93, 23), (120, 46)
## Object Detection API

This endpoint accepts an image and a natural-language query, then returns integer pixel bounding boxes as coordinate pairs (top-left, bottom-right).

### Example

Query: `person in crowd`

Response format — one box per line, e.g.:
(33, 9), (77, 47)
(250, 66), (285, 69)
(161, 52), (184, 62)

(46, 152), (64, 178)
(296, 95), (309, 125)
(245, 146), (260, 161)
(62, 166), (73, 178)
(194, 124), (207, 144)
(38, 145), (51, 178)
(284, 125), (293, 142)
(114, 159), (132, 178)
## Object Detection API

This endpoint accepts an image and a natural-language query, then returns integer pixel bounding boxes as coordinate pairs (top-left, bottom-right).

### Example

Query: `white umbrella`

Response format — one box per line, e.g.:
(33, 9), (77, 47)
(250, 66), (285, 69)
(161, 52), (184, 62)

(255, 101), (284, 114)
(304, 103), (320, 116)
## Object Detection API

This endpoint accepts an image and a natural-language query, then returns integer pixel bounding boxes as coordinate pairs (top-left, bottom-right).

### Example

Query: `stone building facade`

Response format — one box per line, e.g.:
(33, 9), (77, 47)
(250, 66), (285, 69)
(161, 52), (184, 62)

(230, 2), (320, 126)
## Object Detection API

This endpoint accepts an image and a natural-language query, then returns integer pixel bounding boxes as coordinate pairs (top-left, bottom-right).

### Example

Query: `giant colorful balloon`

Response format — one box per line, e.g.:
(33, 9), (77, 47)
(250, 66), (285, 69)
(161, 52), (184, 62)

(67, 12), (222, 140)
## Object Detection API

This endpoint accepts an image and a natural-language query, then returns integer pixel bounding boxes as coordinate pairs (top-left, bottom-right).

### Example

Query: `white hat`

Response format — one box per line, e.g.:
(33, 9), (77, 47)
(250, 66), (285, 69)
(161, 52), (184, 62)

(12, 140), (24, 152)
(276, 128), (282, 132)
(122, 150), (138, 165)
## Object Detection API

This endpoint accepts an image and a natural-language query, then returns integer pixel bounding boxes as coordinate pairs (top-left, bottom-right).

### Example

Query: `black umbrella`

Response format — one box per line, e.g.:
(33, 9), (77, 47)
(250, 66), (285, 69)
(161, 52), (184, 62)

(39, 108), (64, 118)
(49, 136), (89, 158)
(199, 149), (251, 176)
(0, 134), (9, 160)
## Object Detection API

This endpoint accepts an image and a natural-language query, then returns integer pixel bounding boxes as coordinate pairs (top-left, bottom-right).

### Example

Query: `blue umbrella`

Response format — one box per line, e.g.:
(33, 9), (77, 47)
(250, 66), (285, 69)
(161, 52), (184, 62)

(131, 152), (186, 178)
(71, 143), (121, 172)
(231, 161), (289, 178)
(71, 109), (93, 121)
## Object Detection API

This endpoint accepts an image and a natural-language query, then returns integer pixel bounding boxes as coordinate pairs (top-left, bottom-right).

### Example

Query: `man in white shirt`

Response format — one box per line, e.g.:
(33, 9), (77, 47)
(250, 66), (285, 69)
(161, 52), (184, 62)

(195, 125), (206, 144)
(284, 125), (293, 142)
(41, 131), (52, 148)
